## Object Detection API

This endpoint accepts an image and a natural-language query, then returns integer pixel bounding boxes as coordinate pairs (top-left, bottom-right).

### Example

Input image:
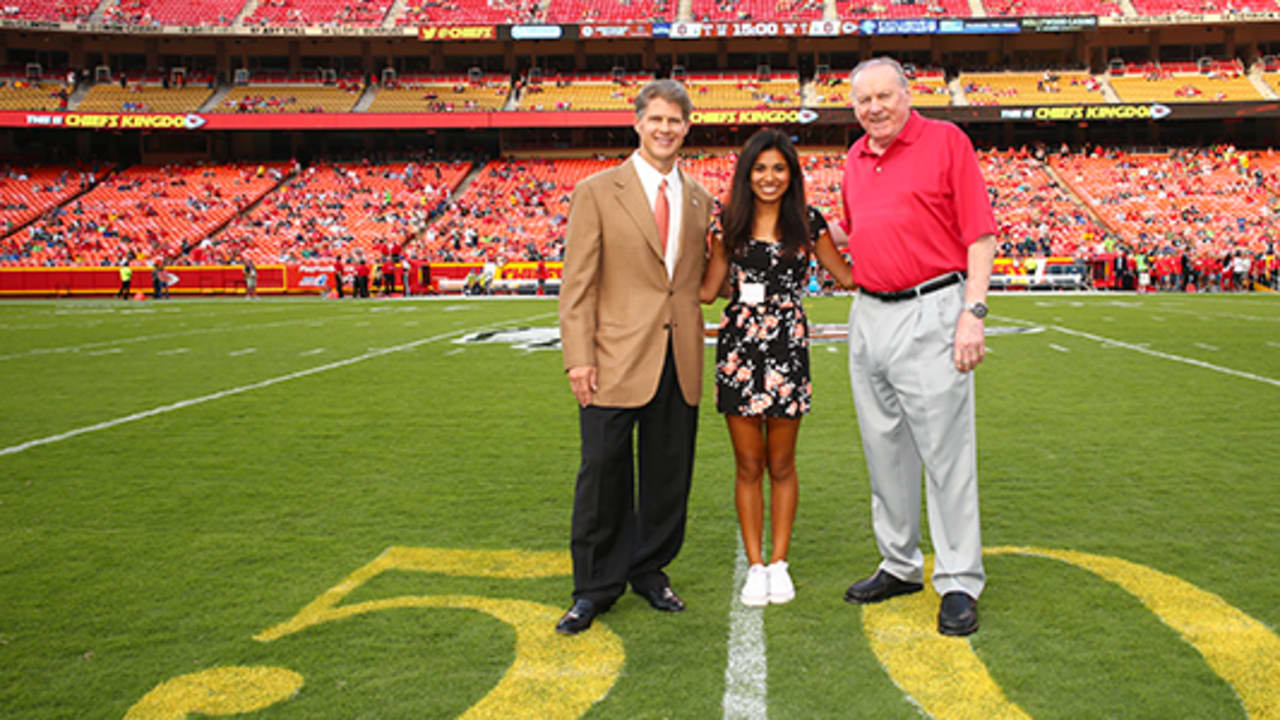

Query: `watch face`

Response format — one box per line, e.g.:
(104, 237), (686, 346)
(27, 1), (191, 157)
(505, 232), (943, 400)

(969, 302), (988, 319)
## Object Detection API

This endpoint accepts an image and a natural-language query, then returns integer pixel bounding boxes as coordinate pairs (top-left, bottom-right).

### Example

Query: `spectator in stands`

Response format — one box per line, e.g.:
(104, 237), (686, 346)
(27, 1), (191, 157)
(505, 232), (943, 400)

(554, 79), (714, 636)
(839, 57), (995, 637)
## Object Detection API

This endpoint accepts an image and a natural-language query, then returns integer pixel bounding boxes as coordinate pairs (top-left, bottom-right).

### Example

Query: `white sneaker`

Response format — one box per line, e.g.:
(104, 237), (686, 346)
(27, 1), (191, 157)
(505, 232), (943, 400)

(740, 563), (769, 607)
(767, 561), (795, 604)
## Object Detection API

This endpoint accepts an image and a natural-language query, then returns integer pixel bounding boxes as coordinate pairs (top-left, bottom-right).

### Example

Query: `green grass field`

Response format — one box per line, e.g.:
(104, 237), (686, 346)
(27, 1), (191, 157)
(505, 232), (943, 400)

(2, 293), (1277, 720)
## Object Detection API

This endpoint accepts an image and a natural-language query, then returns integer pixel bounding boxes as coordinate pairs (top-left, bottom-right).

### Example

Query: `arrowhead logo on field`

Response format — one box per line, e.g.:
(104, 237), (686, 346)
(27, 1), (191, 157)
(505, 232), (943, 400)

(454, 323), (1045, 353)
(456, 327), (562, 351)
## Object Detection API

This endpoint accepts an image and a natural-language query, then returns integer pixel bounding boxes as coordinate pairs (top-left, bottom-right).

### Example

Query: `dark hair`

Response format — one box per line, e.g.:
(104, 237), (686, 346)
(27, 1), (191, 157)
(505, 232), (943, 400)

(721, 128), (809, 260)
(634, 78), (693, 121)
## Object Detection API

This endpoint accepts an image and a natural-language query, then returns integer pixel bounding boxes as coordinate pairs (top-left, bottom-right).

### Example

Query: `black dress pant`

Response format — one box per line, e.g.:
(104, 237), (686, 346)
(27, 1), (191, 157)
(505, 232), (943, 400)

(570, 340), (698, 608)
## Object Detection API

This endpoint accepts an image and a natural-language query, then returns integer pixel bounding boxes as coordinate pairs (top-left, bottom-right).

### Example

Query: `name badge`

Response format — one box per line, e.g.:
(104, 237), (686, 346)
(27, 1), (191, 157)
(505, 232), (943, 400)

(740, 282), (765, 305)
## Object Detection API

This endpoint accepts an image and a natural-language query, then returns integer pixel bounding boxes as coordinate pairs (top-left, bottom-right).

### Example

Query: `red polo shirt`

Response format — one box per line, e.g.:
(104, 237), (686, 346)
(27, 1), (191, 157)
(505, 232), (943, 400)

(840, 110), (997, 293)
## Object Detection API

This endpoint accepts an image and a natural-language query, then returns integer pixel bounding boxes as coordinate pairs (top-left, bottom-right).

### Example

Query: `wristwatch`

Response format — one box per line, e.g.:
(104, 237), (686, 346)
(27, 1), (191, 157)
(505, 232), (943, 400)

(964, 301), (988, 319)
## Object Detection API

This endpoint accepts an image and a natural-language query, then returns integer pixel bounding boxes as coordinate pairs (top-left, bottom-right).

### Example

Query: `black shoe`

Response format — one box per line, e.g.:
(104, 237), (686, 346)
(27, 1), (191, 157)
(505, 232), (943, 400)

(634, 584), (685, 612)
(937, 591), (979, 636)
(843, 569), (924, 604)
(555, 598), (597, 635)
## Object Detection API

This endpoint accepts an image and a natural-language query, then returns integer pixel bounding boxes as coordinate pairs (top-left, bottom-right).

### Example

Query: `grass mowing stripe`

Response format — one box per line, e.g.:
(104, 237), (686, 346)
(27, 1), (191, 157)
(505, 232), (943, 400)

(723, 542), (767, 720)
(993, 314), (1280, 388)
(0, 311), (555, 458)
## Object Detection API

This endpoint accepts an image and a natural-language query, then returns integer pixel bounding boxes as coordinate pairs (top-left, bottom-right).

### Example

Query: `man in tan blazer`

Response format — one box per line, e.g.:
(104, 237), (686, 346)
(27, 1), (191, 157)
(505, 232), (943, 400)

(555, 79), (714, 635)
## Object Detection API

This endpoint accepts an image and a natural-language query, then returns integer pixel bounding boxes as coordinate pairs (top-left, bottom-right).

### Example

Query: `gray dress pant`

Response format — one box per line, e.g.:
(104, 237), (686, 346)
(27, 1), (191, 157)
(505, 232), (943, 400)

(847, 281), (985, 599)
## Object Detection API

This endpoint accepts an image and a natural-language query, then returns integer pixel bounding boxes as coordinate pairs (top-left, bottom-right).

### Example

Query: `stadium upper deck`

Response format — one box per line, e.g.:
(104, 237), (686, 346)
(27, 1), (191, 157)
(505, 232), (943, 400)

(4, 0), (1280, 26)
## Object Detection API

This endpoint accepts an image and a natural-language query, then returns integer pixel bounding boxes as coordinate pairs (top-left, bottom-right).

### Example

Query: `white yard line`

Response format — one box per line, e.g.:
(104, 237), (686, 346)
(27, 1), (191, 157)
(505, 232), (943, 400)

(0, 317), (329, 362)
(1193, 343), (1220, 352)
(994, 315), (1280, 388)
(228, 348), (258, 357)
(1048, 344), (1071, 353)
(723, 542), (768, 720)
(0, 313), (555, 458)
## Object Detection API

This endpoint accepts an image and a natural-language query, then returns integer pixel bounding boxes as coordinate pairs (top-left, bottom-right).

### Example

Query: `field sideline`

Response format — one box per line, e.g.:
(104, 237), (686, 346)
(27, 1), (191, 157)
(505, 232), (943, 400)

(1, 293), (1277, 719)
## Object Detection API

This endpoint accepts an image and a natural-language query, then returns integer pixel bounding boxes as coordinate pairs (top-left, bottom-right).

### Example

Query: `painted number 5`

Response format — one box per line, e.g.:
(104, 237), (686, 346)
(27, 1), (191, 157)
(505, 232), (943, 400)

(125, 547), (623, 719)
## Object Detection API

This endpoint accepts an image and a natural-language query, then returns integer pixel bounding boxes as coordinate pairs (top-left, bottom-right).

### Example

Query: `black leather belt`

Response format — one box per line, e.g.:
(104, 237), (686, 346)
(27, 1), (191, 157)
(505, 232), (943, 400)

(860, 271), (966, 302)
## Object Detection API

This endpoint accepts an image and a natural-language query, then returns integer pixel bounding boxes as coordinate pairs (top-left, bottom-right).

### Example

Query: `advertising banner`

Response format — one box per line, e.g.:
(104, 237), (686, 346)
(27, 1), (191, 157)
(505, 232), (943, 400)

(0, 265), (286, 296)
(417, 25), (497, 41)
(576, 23), (652, 39)
(1020, 16), (1098, 32)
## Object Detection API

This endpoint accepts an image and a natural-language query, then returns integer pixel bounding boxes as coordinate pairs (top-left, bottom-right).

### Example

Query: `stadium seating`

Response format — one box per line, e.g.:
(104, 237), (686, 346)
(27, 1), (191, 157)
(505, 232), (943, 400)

(984, 0), (1123, 17)
(806, 74), (851, 108)
(906, 72), (951, 106)
(76, 83), (214, 113)
(422, 157), (613, 263)
(836, 0), (969, 19)
(100, 0), (248, 26)
(1, 0), (98, 22)
(516, 74), (646, 111)
(0, 80), (68, 111)
(808, 68), (957, 108)
(545, 0), (671, 22)
(960, 71), (1107, 106)
(682, 72), (802, 109)
(982, 149), (1108, 258)
(368, 74), (510, 112)
(218, 160), (471, 265)
(1050, 148), (1280, 258)
(1109, 61), (1262, 103)
(1129, 0), (1278, 14)
(0, 165), (111, 261)
(1264, 72), (1280, 97)
(212, 84), (363, 113)
(243, 0), (393, 26)
(395, 0), (543, 25)
(3, 162), (287, 266)
(690, 0), (824, 21)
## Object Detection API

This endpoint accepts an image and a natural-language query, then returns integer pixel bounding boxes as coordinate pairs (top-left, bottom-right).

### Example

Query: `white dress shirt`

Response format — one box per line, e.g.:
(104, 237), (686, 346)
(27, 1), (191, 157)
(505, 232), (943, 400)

(631, 152), (683, 281)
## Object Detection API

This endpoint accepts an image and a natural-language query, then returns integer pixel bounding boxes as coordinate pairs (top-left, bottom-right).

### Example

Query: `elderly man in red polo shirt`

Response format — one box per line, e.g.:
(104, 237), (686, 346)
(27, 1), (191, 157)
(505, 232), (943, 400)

(838, 56), (996, 637)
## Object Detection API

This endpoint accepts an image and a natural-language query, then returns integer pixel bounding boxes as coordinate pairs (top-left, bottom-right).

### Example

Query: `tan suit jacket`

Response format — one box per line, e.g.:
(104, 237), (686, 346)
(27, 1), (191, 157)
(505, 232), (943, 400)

(559, 158), (713, 408)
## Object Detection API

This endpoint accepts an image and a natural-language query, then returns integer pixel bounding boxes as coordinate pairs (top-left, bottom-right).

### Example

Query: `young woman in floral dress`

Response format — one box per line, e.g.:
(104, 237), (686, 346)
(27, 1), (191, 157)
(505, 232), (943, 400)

(700, 129), (854, 607)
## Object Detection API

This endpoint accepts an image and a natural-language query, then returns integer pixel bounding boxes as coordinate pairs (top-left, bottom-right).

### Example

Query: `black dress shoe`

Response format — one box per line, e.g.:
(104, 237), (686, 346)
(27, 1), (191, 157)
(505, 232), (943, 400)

(634, 584), (685, 612)
(937, 592), (979, 636)
(843, 569), (924, 604)
(555, 598), (597, 635)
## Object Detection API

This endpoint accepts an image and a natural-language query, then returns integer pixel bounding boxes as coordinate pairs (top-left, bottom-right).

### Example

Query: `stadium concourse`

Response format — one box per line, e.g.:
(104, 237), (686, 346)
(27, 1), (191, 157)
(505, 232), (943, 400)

(2, 145), (1279, 293)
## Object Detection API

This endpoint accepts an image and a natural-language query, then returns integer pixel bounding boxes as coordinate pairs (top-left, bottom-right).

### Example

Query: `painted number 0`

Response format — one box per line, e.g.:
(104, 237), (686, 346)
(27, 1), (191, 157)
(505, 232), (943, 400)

(863, 546), (1280, 720)
(124, 547), (623, 719)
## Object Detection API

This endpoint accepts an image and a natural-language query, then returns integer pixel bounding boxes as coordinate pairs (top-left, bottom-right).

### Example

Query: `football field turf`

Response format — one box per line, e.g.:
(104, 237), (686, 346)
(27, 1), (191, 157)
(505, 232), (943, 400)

(1, 293), (1277, 719)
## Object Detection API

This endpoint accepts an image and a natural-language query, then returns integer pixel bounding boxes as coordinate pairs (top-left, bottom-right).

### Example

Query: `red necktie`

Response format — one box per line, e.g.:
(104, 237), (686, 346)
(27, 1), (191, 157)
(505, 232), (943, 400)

(654, 178), (670, 254)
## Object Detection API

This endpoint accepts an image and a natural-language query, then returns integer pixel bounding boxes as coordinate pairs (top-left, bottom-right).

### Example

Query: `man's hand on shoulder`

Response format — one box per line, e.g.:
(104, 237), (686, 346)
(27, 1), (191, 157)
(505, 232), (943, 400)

(567, 365), (598, 408)
(953, 311), (986, 373)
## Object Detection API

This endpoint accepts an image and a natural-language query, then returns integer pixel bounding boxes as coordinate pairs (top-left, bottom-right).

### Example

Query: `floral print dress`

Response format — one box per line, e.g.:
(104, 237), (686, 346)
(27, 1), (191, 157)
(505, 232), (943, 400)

(715, 207), (827, 417)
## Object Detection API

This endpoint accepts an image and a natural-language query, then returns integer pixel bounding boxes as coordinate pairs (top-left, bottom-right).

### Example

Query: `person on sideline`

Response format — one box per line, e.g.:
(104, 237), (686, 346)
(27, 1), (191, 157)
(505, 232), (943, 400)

(839, 57), (997, 637)
(700, 128), (852, 607)
(555, 79), (714, 635)
(117, 261), (132, 299)
(243, 257), (257, 299)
